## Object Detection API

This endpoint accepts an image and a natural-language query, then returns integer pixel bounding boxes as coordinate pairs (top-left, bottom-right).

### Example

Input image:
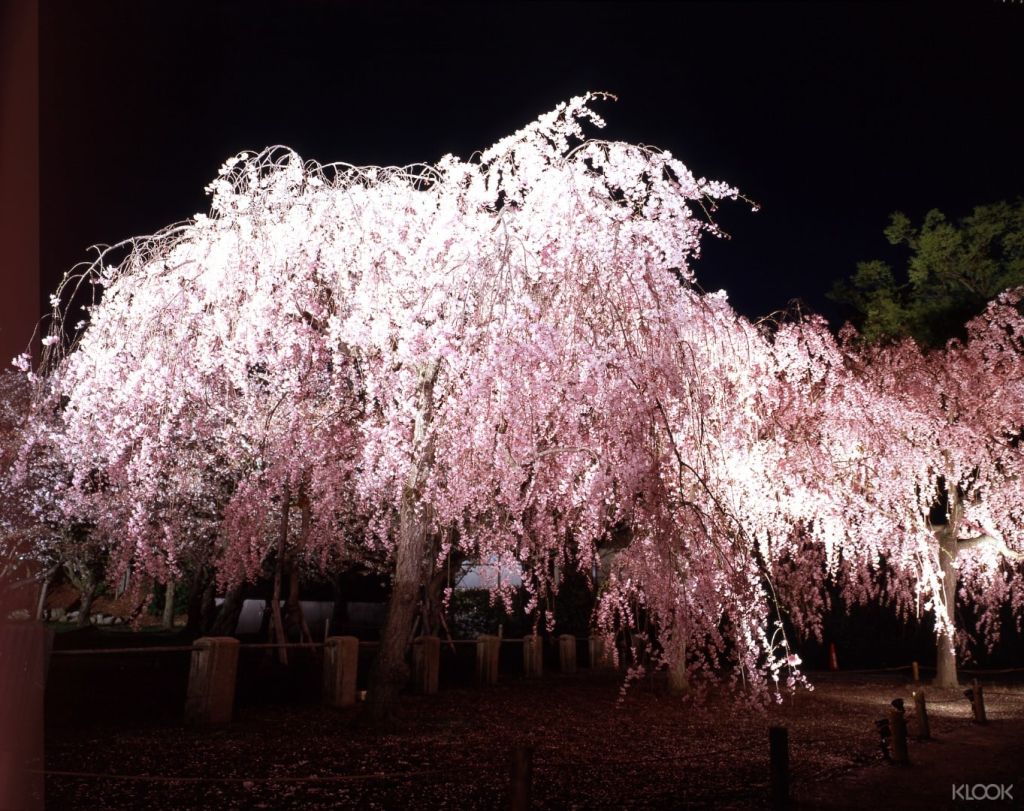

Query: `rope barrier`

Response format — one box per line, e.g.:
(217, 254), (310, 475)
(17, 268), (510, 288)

(51, 645), (201, 655)
(540, 739), (763, 769)
(39, 765), (476, 784)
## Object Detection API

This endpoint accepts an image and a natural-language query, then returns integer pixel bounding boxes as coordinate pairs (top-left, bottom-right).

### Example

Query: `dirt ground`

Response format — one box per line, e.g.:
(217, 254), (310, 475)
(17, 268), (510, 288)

(44, 661), (1024, 810)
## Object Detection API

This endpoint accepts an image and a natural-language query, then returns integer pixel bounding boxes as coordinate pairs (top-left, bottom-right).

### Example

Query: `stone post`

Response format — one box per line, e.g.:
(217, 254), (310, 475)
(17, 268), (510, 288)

(185, 637), (239, 726)
(523, 634), (543, 677)
(412, 635), (440, 695)
(323, 635), (359, 708)
(558, 634), (576, 674)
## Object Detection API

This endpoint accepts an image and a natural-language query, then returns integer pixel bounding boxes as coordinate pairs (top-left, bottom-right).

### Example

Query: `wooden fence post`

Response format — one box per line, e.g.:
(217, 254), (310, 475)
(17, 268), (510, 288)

(185, 637), (239, 725)
(508, 744), (533, 811)
(412, 635), (440, 695)
(323, 635), (359, 707)
(588, 635), (612, 669)
(0, 622), (48, 811)
(913, 690), (930, 739)
(768, 725), (789, 808)
(967, 679), (987, 724)
(889, 701), (909, 765)
(558, 634), (576, 674)
(477, 634), (499, 686)
(523, 634), (543, 678)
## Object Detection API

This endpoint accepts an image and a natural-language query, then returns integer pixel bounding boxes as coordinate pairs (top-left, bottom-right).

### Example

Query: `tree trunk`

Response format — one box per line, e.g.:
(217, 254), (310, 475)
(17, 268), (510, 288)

(75, 579), (96, 628)
(185, 566), (211, 635)
(283, 492), (313, 644)
(210, 581), (245, 636)
(161, 580), (176, 629)
(35, 565), (58, 621)
(366, 498), (431, 722)
(934, 530), (959, 689)
(268, 490), (291, 665)
(367, 361), (438, 724)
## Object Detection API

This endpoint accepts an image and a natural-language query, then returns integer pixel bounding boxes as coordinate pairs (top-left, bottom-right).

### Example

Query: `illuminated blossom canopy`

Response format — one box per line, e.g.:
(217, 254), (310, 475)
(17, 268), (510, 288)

(19, 94), (1024, 706)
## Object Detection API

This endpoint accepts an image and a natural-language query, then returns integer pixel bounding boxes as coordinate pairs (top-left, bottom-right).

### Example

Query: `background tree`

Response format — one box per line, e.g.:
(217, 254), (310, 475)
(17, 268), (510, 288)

(829, 200), (1024, 347)
(828, 201), (1024, 686)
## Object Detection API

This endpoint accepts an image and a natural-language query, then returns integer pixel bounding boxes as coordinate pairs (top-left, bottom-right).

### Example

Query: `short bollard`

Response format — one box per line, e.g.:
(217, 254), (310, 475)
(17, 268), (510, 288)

(412, 635), (440, 695)
(523, 634), (543, 678)
(477, 634), (499, 686)
(913, 690), (930, 739)
(558, 634), (576, 674)
(889, 699), (909, 765)
(965, 679), (987, 724)
(509, 744), (533, 811)
(185, 636), (240, 726)
(323, 635), (359, 708)
(768, 725), (789, 808)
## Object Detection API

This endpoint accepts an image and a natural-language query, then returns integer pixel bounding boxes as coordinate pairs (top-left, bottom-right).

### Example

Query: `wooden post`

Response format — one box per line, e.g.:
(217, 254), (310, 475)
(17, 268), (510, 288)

(768, 725), (789, 808)
(508, 744), (533, 811)
(412, 635), (440, 695)
(911, 661), (920, 684)
(970, 679), (987, 724)
(477, 634), (499, 686)
(523, 634), (543, 678)
(588, 635), (612, 669)
(0, 621), (47, 811)
(889, 705), (909, 765)
(185, 637), (239, 726)
(913, 690), (930, 740)
(323, 635), (358, 707)
(558, 634), (576, 674)
(828, 642), (838, 671)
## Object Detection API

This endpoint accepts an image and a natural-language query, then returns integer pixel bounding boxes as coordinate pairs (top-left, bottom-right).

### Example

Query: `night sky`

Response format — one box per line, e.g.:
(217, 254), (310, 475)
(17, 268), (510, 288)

(38, 0), (1024, 326)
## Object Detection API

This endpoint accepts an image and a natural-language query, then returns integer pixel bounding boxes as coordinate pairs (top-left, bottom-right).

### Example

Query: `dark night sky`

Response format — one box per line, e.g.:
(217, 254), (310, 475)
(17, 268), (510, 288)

(37, 0), (1024, 325)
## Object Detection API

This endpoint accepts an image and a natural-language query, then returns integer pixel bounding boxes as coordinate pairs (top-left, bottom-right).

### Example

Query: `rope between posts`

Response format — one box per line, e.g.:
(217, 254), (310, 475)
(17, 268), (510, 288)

(51, 645), (202, 655)
(39, 766), (478, 784)
(540, 739), (763, 769)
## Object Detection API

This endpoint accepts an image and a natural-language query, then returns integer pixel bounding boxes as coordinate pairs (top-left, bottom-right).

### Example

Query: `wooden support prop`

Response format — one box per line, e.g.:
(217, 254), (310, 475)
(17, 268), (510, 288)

(508, 744), (533, 811)
(476, 634), (499, 686)
(967, 679), (987, 724)
(828, 642), (838, 671)
(412, 635), (440, 695)
(911, 661), (920, 684)
(913, 690), (930, 740)
(523, 634), (543, 678)
(768, 725), (789, 808)
(185, 637), (239, 726)
(558, 634), (576, 674)
(888, 702), (909, 765)
(323, 635), (358, 708)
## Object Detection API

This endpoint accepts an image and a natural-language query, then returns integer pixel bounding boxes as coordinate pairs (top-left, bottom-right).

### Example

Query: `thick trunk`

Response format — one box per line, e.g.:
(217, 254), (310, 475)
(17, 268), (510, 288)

(185, 566), (211, 635)
(367, 481), (433, 722)
(210, 582), (245, 636)
(367, 362), (438, 724)
(75, 580), (96, 628)
(282, 493), (313, 644)
(161, 580), (176, 629)
(934, 530), (959, 689)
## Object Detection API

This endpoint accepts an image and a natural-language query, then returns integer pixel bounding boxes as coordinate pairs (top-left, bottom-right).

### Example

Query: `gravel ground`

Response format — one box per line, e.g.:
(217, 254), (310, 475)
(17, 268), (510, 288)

(44, 666), (1024, 809)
